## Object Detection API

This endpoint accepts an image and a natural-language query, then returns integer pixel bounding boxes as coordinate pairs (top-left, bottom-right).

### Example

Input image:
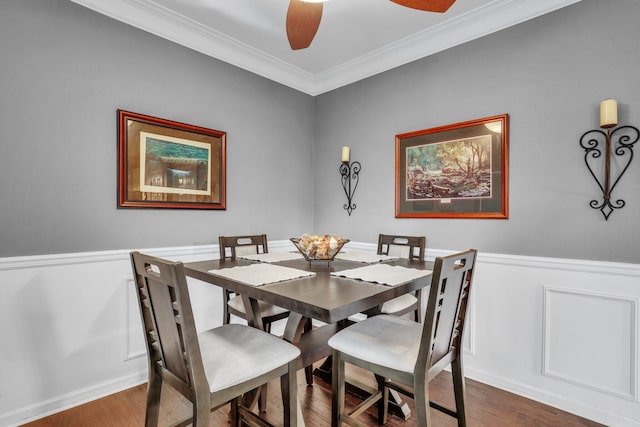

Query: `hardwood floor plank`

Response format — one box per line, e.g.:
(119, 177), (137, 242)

(21, 361), (603, 427)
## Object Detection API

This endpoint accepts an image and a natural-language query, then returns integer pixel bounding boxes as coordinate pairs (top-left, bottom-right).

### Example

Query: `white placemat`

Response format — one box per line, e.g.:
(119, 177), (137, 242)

(331, 263), (431, 287)
(334, 251), (398, 263)
(209, 263), (315, 286)
(238, 252), (304, 263)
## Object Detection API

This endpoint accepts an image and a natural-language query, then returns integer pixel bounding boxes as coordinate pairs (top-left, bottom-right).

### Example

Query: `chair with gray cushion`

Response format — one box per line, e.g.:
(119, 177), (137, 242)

(130, 251), (300, 427)
(219, 234), (290, 332)
(220, 234), (313, 402)
(329, 249), (477, 427)
(375, 234), (426, 322)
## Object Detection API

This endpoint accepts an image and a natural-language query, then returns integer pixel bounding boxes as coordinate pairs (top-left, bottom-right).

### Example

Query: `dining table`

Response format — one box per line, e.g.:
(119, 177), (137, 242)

(183, 250), (434, 426)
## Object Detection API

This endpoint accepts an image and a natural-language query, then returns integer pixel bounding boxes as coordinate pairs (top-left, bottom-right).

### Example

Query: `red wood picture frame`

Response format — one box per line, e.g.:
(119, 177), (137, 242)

(118, 110), (226, 210)
(395, 114), (508, 219)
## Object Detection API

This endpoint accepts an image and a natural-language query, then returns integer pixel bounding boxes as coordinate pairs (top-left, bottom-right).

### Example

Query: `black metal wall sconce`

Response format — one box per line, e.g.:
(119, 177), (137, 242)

(339, 146), (361, 216)
(579, 99), (638, 220)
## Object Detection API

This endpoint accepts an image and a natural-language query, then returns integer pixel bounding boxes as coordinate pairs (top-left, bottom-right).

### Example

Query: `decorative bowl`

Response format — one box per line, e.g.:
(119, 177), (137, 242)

(290, 234), (349, 262)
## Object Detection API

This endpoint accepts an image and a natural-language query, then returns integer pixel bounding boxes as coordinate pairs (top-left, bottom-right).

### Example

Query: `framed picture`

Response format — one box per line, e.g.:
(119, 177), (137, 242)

(395, 114), (508, 219)
(118, 110), (226, 209)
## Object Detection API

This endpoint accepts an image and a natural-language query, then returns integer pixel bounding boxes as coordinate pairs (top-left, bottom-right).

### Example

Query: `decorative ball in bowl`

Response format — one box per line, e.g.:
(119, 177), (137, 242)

(291, 234), (349, 261)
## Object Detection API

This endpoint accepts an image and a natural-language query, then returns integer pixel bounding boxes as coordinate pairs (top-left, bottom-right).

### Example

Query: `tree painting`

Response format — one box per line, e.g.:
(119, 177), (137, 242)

(406, 135), (492, 200)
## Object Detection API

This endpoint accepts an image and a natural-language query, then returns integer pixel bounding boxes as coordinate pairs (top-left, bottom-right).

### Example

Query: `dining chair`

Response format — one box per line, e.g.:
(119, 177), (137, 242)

(329, 249), (477, 427)
(219, 234), (314, 401)
(375, 234), (426, 322)
(219, 234), (290, 333)
(130, 251), (300, 427)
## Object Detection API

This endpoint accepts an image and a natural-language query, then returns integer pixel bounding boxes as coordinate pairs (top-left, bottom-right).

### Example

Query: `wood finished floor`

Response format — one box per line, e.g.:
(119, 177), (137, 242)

(21, 362), (603, 427)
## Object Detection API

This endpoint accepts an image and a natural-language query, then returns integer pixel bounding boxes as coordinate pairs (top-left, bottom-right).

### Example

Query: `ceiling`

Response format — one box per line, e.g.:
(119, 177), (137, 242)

(70, 0), (582, 95)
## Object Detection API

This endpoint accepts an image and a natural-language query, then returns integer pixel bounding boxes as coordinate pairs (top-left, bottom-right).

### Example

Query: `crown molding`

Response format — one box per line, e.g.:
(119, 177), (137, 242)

(69, 0), (317, 93)
(69, 0), (583, 96)
(313, 0), (583, 94)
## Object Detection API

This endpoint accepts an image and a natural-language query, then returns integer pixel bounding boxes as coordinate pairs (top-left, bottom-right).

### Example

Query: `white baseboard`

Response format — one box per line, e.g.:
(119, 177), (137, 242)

(1, 372), (147, 427)
(465, 366), (640, 427)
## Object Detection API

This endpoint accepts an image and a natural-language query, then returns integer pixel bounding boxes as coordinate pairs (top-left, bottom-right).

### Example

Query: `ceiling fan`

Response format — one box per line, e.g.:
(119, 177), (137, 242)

(286, 0), (456, 50)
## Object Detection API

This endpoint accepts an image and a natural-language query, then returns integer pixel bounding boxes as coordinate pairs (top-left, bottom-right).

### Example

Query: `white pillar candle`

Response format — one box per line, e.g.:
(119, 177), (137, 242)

(341, 146), (350, 163)
(600, 99), (618, 128)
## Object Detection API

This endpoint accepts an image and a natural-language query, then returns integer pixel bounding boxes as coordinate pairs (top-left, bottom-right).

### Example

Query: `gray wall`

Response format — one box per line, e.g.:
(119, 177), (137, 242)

(0, 0), (316, 256)
(1, 0), (639, 263)
(314, 0), (640, 264)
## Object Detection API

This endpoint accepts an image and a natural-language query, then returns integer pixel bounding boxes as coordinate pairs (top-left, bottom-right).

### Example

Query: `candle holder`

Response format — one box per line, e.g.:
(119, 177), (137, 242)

(339, 160), (361, 216)
(579, 102), (638, 220)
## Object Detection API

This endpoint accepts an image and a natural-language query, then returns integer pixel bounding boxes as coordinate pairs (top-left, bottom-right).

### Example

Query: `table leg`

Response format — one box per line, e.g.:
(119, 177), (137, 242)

(282, 311), (307, 344)
(241, 295), (264, 330)
(238, 295), (268, 412)
(278, 311), (311, 426)
(312, 356), (332, 383)
(283, 312), (316, 386)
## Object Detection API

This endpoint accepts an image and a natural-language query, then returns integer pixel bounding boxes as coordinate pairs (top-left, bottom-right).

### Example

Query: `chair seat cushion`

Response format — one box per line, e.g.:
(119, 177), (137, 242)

(228, 294), (289, 318)
(199, 324), (300, 393)
(380, 293), (418, 314)
(328, 315), (421, 374)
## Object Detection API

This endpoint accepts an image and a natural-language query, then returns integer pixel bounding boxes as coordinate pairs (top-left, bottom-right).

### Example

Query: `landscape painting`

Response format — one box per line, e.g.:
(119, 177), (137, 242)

(405, 134), (492, 201)
(395, 114), (509, 219)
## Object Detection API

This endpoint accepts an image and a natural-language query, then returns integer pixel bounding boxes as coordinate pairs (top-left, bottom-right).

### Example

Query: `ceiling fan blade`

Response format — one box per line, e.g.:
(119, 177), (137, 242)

(390, 0), (456, 13)
(286, 0), (323, 50)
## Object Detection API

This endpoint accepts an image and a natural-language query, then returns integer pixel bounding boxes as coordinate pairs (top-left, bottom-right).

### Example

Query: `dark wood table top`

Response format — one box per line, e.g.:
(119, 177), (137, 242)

(184, 256), (433, 325)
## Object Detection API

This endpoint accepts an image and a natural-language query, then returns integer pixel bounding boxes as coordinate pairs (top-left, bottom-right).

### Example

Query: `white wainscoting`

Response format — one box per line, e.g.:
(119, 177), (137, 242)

(543, 287), (637, 401)
(1, 242), (639, 426)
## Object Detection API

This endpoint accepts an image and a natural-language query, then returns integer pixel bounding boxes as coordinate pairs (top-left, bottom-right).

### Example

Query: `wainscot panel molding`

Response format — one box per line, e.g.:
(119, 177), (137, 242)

(0, 245), (220, 427)
(122, 276), (146, 362)
(543, 287), (637, 401)
(1, 242), (639, 427)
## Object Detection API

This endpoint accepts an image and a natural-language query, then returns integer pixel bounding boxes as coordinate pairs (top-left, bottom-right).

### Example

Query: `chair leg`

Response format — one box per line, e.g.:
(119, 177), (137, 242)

(414, 290), (422, 323)
(304, 318), (314, 385)
(144, 372), (162, 427)
(305, 365), (314, 386)
(331, 351), (345, 427)
(281, 361), (298, 427)
(192, 392), (211, 427)
(414, 376), (432, 427)
(451, 356), (468, 427)
(374, 374), (389, 424)
(231, 397), (240, 427)
(257, 319), (273, 412)
(258, 383), (268, 412)
(223, 290), (231, 325)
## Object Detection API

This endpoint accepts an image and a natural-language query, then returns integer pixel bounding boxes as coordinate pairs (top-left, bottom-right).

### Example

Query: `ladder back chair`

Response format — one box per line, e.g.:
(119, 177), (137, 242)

(329, 249), (477, 427)
(219, 234), (314, 400)
(376, 234), (426, 322)
(219, 234), (290, 332)
(130, 251), (300, 427)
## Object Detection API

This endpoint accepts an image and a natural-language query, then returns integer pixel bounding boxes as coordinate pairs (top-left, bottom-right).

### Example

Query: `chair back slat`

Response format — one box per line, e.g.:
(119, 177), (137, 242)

(418, 249), (477, 373)
(219, 234), (268, 260)
(130, 252), (206, 392)
(377, 234), (425, 260)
